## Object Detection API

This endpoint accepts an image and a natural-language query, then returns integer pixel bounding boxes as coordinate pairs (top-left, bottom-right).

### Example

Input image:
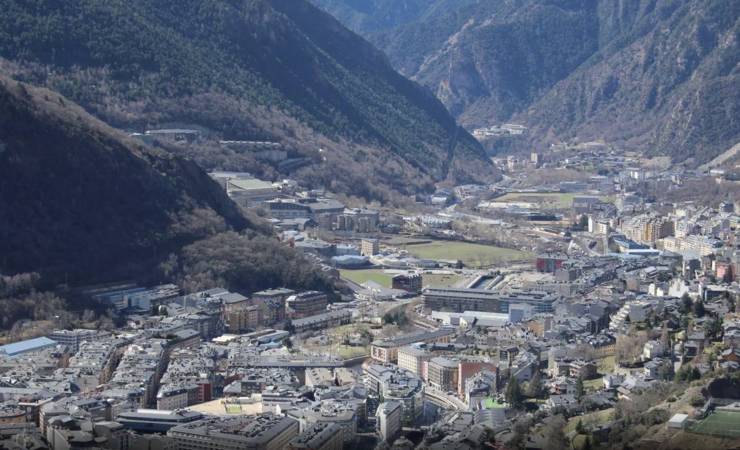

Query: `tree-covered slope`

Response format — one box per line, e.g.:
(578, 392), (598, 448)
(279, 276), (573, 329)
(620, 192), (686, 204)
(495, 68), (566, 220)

(522, 0), (740, 165)
(363, 0), (740, 166)
(309, 0), (475, 35)
(0, 0), (495, 199)
(370, 0), (603, 122)
(0, 77), (251, 283)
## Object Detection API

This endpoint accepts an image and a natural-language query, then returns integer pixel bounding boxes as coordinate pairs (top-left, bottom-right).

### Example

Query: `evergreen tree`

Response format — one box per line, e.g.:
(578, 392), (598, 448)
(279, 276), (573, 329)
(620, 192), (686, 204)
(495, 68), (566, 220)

(682, 293), (693, 314)
(575, 418), (584, 434)
(703, 315), (723, 341)
(582, 435), (593, 450)
(675, 365), (697, 382)
(505, 376), (523, 406)
(574, 375), (585, 402)
(526, 370), (544, 399)
(284, 319), (296, 334)
(691, 366), (702, 381)
(282, 336), (293, 350)
(658, 361), (674, 381)
(661, 323), (671, 353)
(694, 300), (706, 318)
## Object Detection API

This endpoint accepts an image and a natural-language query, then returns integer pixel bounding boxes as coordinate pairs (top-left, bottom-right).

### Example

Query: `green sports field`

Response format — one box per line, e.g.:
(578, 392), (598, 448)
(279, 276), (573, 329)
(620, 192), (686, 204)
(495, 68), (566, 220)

(689, 410), (740, 437)
(407, 241), (533, 266)
(225, 404), (242, 414)
(340, 269), (393, 286)
(485, 398), (506, 409)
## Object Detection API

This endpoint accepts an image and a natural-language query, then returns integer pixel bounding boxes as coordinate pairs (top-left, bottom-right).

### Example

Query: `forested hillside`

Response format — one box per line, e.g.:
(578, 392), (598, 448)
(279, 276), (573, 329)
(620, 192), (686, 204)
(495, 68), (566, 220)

(0, 0), (495, 200)
(0, 77), (251, 283)
(326, 0), (740, 166)
(0, 78), (334, 329)
(309, 0), (475, 35)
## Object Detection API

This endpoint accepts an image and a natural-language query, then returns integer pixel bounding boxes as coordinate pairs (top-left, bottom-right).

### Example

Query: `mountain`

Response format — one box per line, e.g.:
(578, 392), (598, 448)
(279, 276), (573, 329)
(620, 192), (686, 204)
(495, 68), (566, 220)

(337, 0), (740, 166)
(0, 0), (495, 201)
(309, 0), (475, 35)
(0, 77), (252, 283)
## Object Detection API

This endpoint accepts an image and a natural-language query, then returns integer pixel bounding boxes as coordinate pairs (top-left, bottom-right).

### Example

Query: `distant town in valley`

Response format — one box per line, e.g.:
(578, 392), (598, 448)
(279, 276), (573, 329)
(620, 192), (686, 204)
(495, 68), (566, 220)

(5, 133), (740, 450)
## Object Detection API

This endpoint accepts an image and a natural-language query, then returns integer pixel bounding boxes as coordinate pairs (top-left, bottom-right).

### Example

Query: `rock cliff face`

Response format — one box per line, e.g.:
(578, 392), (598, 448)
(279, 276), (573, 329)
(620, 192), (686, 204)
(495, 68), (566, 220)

(330, 0), (740, 165)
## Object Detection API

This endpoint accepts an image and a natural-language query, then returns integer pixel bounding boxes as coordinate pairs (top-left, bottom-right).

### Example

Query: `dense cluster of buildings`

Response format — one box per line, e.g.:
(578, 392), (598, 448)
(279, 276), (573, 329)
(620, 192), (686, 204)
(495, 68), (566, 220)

(13, 149), (740, 450)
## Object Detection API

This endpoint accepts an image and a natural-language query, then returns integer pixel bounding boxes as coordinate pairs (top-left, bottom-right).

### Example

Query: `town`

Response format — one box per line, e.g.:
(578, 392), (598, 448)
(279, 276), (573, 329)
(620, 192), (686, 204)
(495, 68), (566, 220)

(4, 140), (740, 450)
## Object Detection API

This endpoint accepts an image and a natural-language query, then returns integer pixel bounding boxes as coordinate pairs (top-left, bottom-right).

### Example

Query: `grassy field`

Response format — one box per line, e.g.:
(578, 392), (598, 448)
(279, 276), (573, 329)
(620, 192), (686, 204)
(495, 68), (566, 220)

(225, 405), (242, 414)
(485, 398), (506, 409)
(406, 241), (533, 266)
(337, 345), (370, 359)
(340, 269), (393, 286)
(421, 273), (461, 287)
(689, 411), (740, 437)
(565, 409), (614, 434)
(340, 269), (461, 288)
(572, 435), (594, 450)
(596, 356), (616, 374)
(307, 344), (370, 359)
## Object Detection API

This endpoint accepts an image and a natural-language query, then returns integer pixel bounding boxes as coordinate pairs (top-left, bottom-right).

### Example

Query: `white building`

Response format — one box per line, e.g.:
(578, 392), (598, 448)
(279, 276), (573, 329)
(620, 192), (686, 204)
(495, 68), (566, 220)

(156, 386), (190, 410)
(610, 301), (652, 330)
(643, 341), (664, 361)
(376, 401), (402, 442)
(48, 329), (99, 353)
(361, 239), (380, 256)
(668, 414), (689, 429)
(508, 304), (536, 323)
(397, 346), (431, 379)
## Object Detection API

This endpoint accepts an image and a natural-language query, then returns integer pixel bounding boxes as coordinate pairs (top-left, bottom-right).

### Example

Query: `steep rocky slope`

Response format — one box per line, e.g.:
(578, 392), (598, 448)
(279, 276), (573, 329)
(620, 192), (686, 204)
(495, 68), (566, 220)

(352, 0), (740, 165)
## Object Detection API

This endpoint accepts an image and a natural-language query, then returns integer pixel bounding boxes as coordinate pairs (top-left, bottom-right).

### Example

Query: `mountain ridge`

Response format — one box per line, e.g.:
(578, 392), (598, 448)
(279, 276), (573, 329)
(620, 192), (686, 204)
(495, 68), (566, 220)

(322, 0), (740, 166)
(0, 0), (496, 201)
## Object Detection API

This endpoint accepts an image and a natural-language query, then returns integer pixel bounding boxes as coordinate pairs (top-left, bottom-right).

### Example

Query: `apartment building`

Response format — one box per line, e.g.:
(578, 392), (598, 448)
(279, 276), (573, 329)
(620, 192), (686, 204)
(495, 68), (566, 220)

(364, 365), (424, 424)
(427, 357), (459, 392)
(227, 306), (263, 332)
(49, 329), (99, 353)
(168, 414), (298, 450)
(422, 287), (558, 314)
(397, 346), (431, 378)
(156, 384), (199, 410)
(371, 329), (454, 363)
(287, 423), (343, 450)
(291, 310), (352, 333)
(286, 291), (328, 319)
(376, 402), (402, 442)
(536, 254), (568, 273)
(361, 239), (380, 256)
(392, 273), (423, 293)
